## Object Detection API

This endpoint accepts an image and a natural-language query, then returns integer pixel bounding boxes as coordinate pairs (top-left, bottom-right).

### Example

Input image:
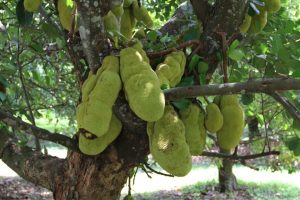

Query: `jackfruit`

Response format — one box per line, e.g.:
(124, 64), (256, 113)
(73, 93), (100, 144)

(155, 51), (186, 88)
(150, 105), (192, 176)
(132, 41), (150, 63)
(82, 99), (112, 137)
(134, 28), (146, 39)
(57, 0), (78, 32)
(205, 103), (224, 133)
(248, 7), (268, 34)
(120, 8), (136, 40)
(111, 5), (124, 17)
(219, 95), (239, 108)
(132, 1), (153, 28)
(239, 14), (252, 33)
(79, 114), (122, 155)
(123, 0), (134, 8)
(180, 104), (207, 155)
(264, 0), (281, 13)
(124, 73), (165, 122)
(103, 11), (120, 33)
(217, 104), (244, 150)
(77, 56), (121, 137)
(24, 0), (41, 12)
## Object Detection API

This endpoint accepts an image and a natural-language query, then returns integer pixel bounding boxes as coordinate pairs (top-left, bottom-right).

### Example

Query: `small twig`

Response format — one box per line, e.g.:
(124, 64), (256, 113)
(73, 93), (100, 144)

(16, 27), (41, 151)
(201, 150), (280, 160)
(261, 94), (271, 152)
(143, 161), (174, 177)
(217, 32), (229, 84)
(240, 160), (259, 171)
(147, 40), (204, 59)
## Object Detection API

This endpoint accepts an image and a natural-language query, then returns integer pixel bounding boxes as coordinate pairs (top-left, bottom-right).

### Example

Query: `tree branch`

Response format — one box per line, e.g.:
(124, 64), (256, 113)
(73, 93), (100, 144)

(0, 129), (65, 191)
(164, 78), (300, 101)
(268, 92), (300, 124)
(0, 109), (78, 151)
(201, 150), (280, 160)
(190, 0), (212, 26)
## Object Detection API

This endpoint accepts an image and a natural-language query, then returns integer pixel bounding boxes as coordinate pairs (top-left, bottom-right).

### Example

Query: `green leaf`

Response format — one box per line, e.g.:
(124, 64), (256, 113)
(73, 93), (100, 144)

(16, 0), (33, 26)
(293, 120), (300, 131)
(41, 23), (60, 39)
(292, 69), (300, 78)
(271, 35), (282, 55)
(171, 99), (191, 110)
(147, 30), (158, 42)
(182, 27), (201, 41)
(197, 61), (209, 74)
(228, 49), (245, 61)
(241, 93), (255, 105)
(0, 75), (8, 87)
(229, 40), (240, 51)
(188, 55), (201, 72)
(0, 92), (6, 101)
(176, 76), (194, 87)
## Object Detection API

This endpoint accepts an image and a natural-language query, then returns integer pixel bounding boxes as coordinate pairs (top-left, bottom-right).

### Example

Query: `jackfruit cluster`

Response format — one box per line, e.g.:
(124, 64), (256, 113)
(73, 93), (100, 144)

(24, 0), (41, 12)
(147, 105), (192, 176)
(57, 0), (78, 32)
(179, 104), (207, 155)
(120, 45), (165, 122)
(76, 56), (122, 155)
(214, 95), (245, 151)
(204, 103), (223, 133)
(155, 51), (186, 88)
(239, 0), (281, 34)
(102, 0), (153, 40)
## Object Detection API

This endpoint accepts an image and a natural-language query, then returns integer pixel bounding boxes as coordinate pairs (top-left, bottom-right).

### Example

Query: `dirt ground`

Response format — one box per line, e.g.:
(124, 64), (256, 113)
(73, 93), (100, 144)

(0, 176), (254, 200)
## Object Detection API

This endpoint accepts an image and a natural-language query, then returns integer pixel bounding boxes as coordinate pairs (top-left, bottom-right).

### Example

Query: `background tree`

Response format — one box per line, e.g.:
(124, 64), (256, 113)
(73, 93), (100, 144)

(0, 0), (300, 199)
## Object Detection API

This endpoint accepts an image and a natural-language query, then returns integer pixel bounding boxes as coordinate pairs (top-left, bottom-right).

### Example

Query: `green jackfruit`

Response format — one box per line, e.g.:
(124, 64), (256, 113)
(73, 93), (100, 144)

(77, 56), (121, 137)
(24, 0), (41, 12)
(123, 0), (134, 8)
(111, 5), (124, 17)
(239, 14), (252, 33)
(155, 51), (186, 88)
(180, 104), (207, 155)
(132, 1), (153, 28)
(264, 0), (281, 13)
(57, 0), (78, 32)
(81, 72), (98, 102)
(217, 104), (244, 150)
(82, 99), (112, 137)
(150, 105), (192, 176)
(132, 41), (150, 63)
(120, 8), (136, 40)
(134, 28), (146, 39)
(219, 95), (239, 108)
(124, 73), (165, 122)
(248, 7), (268, 34)
(79, 114), (122, 155)
(205, 103), (224, 133)
(103, 11), (120, 33)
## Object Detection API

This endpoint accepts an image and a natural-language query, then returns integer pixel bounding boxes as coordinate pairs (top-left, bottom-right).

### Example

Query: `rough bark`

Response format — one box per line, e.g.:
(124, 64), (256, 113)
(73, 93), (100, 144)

(218, 149), (237, 192)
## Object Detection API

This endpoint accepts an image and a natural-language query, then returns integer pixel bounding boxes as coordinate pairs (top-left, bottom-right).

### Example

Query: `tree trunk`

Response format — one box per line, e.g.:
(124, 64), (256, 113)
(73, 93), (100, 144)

(218, 149), (237, 192)
(53, 147), (130, 200)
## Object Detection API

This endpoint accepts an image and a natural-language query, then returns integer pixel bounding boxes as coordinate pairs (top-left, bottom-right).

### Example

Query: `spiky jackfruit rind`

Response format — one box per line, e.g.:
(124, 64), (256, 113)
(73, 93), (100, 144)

(79, 114), (122, 155)
(57, 0), (78, 32)
(120, 8), (136, 40)
(132, 41), (150, 63)
(217, 104), (244, 150)
(180, 104), (206, 155)
(264, 0), (281, 13)
(24, 0), (41, 12)
(219, 95), (239, 108)
(239, 14), (252, 33)
(124, 73), (165, 122)
(205, 103), (224, 133)
(123, 0), (134, 8)
(81, 72), (98, 102)
(248, 7), (268, 34)
(103, 11), (120, 33)
(150, 105), (192, 176)
(132, 1), (153, 28)
(111, 5), (124, 17)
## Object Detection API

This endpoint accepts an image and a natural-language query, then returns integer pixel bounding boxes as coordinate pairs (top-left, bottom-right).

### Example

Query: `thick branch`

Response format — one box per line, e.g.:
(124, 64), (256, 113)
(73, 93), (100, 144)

(190, 0), (212, 26)
(164, 78), (300, 101)
(0, 129), (65, 191)
(269, 92), (300, 123)
(0, 109), (78, 151)
(202, 150), (280, 160)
